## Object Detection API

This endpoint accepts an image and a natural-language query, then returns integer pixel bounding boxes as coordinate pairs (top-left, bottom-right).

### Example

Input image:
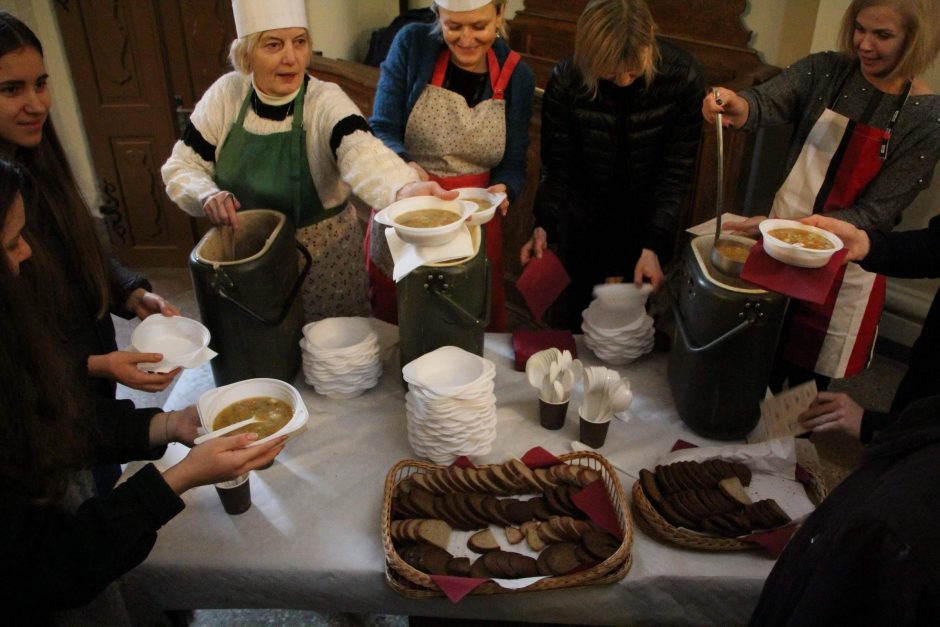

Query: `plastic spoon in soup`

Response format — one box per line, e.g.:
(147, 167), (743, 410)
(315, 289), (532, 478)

(193, 416), (261, 445)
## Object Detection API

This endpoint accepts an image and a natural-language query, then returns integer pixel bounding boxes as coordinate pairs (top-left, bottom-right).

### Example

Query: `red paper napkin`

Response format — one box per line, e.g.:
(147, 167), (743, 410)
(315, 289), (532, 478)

(571, 479), (623, 539)
(515, 250), (571, 322)
(740, 523), (799, 558)
(429, 574), (490, 603)
(511, 329), (577, 372)
(740, 241), (848, 305)
(521, 446), (562, 468)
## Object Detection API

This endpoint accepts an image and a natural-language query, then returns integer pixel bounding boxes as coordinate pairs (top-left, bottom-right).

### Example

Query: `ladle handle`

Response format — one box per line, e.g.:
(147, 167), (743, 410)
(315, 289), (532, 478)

(713, 87), (724, 244)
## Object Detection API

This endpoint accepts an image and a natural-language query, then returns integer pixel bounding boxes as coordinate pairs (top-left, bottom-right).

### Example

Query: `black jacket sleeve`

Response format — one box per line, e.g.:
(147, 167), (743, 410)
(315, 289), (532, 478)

(93, 398), (167, 464)
(107, 253), (152, 320)
(860, 214), (940, 279)
(2, 463), (184, 616)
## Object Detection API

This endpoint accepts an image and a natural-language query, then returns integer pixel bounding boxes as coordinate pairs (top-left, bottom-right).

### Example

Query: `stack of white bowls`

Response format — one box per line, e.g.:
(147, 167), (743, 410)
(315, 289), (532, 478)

(300, 317), (382, 399)
(402, 346), (497, 464)
(582, 284), (655, 365)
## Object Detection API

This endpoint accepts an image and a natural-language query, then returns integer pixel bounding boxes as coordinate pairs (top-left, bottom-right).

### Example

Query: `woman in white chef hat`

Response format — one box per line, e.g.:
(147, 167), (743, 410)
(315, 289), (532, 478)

(367, 0), (536, 330)
(162, 0), (453, 321)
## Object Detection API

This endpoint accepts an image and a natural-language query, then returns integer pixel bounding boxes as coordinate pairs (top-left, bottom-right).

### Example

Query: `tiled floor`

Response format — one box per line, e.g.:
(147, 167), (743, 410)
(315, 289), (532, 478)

(113, 266), (908, 624)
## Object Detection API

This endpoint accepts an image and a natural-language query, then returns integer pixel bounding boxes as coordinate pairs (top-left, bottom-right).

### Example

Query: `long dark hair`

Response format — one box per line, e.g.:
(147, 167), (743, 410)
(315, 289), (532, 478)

(0, 11), (111, 319)
(0, 158), (90, 503)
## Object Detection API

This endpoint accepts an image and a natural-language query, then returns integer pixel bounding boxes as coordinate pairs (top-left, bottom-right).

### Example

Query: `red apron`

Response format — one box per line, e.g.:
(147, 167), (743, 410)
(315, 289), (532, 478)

(366, 48), (521, 331)
(772, 79), (912, 378)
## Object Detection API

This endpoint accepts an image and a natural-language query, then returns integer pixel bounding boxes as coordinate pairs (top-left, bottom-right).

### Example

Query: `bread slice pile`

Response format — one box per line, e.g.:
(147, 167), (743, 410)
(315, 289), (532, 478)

(390, 458), (622, 579)
(638, 459), (790, 537)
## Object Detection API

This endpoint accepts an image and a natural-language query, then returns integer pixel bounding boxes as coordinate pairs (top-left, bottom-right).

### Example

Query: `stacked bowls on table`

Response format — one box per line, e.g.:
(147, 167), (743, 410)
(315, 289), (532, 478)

(402, 346), (497, 464)
(300, 317), (382, 399)
(581, 284), (655, 365)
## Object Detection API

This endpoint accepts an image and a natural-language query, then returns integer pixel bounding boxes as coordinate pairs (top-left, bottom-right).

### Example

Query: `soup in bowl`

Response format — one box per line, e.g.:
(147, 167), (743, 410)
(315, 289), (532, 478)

(197, 378), (308, 446)
(759, 218), (844, 268)
(374, 196), (474, 247)
(454, 188), (506, 226)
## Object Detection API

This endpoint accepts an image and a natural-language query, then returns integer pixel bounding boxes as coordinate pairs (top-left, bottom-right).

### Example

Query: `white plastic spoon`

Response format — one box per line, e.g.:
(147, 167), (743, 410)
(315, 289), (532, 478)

(194, 416), (261, 445)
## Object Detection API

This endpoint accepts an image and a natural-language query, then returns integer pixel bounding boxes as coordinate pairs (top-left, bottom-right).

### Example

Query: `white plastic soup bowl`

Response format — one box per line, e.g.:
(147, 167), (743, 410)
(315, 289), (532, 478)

(759, 218), (844, 268)
(374, 196), (473, 247)
(197, 378), (308, 447)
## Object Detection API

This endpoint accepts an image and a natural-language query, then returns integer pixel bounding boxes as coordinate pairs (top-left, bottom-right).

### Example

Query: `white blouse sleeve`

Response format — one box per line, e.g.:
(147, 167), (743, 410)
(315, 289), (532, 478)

(161, 73), (248, 217)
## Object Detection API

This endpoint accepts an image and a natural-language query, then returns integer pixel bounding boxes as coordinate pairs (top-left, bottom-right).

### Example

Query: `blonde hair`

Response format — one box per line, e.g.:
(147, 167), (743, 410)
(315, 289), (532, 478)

(228, 28), (313, 74)
(574, 0), (660, 99)
(838, 0), (940, 79)
(431, 1), (510, 40)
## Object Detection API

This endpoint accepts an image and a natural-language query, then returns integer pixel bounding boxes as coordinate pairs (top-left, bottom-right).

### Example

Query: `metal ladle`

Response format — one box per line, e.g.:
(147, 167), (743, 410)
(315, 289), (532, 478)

(709, 88), (755, 277)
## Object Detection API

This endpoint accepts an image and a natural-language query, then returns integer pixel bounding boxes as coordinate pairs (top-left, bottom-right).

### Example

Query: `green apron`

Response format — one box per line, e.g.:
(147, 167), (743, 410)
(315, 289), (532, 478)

(214, 81), (342, 227)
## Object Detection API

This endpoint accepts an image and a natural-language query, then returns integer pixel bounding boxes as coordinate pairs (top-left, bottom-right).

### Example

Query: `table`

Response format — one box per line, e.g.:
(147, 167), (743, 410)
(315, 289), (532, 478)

(120, 329), (780, 625)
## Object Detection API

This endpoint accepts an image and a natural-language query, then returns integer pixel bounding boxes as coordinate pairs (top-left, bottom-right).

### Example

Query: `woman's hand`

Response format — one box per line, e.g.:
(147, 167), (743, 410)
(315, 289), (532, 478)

(125, 288), (180, 320)
(407, 161), (429, 181)
(702, 86), (749, 128)
(487, 183), (509, 216)
(801, 215), (870, 261)
(202, 190), (241, 229)
(633, 249), (663, 289)
(87, 351), (181, 392)
(161, 433), (288, 495)
(519, 227), (548, 265)
(797, 391), (864, 439)
(395, 181), (458, 202)
(723, 215), (766, 237)
(149, 406), (201, 447)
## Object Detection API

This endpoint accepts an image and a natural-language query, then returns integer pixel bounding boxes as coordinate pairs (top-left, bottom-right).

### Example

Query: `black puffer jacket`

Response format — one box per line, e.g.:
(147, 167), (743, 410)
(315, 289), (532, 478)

(534, 39), (704, 274)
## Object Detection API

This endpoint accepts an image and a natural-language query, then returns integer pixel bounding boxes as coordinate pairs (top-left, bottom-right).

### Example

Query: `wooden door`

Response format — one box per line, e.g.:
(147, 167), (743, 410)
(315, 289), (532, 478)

(54, 0), (236, 267)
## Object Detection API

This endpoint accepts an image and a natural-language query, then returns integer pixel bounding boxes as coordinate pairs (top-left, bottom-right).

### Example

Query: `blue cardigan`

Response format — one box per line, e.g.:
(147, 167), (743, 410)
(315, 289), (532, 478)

(370, 22), (535, 202)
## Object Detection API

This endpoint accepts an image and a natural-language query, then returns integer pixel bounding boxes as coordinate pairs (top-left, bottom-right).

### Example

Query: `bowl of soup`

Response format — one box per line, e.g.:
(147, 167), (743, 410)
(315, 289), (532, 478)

(454, 188), (506, 226)
(374, 196), (474, 247)
(759, 218), (844, 268)
(196, 378), (308, 447)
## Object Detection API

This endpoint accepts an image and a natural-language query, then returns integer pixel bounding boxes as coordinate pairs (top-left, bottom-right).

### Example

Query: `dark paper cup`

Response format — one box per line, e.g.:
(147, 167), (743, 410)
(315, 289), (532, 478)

(579, 414), (611, 448)
(215, 473), (251, 515)
(538, 398), (569, 430)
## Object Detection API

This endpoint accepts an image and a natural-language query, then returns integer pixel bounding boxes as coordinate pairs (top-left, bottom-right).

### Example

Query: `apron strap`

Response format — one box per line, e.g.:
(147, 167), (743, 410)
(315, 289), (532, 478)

(431, 50), (450, 87)
(488, 49), (521, 100)
(432, 48), (521, 100)
(880, 79), (913, 159)
(289, 80), (308, 223)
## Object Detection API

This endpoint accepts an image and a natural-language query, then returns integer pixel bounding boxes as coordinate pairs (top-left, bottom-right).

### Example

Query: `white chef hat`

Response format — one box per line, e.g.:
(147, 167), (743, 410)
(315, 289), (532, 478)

(435, 0), (493, 11)
(232, 0), (309, 39)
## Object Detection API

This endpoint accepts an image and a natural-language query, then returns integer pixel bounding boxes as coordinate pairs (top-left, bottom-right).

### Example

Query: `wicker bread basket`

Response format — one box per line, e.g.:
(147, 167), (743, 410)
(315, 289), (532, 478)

(631, 467), (829, 551)
(381, 451), (633, 598)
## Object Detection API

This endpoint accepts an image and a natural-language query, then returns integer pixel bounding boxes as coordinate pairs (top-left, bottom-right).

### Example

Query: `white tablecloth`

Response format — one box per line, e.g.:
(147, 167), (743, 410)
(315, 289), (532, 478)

(120, 329), (779, 625)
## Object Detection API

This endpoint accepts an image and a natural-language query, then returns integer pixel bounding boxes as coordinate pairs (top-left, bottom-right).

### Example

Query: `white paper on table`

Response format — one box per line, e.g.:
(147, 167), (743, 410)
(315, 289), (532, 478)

(657, 438), (816, 522)
(686, 213), (749, 236)
(385, 227), (474, 282)
(748, 380), (817, 443)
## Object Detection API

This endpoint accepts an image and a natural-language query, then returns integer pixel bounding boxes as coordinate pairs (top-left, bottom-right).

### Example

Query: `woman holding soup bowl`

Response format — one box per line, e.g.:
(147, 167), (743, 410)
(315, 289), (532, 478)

(162, 0), (453, 322)
(0, 158), (286, 624)
(703, 0), (940, 390)
(0, 11), (181, 402)
(519, 0), (704, 331)
(368, 0), (535, 329)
